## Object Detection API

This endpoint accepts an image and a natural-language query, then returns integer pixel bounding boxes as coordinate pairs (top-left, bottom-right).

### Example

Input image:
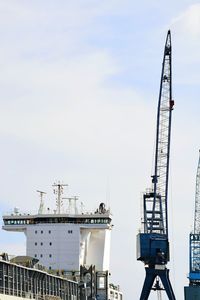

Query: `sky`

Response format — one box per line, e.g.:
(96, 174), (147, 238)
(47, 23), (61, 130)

(0, 1), (200, 299)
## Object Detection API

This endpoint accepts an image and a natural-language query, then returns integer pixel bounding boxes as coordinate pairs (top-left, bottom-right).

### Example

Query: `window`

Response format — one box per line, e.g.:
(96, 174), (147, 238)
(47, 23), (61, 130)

(49, 266), (51, 270)
(35, 242), (37, 246)
(35, 230), (37, 234)
(41, 230), (43, 234)
(49, 242), (52, 246)
(41, 242), (43, 246)
(49, 254), (52, 258)
(98, 277), (105, 289)
(68, 230), (73, 234)
(49, 230), (51, 234)
(40, 254), (43, 258)
(34, 254), (37, 258)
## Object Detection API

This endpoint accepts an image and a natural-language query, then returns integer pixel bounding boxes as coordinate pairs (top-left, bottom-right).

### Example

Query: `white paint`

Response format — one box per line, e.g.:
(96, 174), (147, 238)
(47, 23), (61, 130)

(0, 295), (30, 300)
(3, 210), (112, 272)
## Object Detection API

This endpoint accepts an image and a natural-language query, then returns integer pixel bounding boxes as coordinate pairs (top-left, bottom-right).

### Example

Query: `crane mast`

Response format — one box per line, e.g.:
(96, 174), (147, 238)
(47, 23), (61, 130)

(137, 30), (176, 300)
(184, 151), (200, 299)
(188, 151), (200, 285)
(194, 151), (200, 235)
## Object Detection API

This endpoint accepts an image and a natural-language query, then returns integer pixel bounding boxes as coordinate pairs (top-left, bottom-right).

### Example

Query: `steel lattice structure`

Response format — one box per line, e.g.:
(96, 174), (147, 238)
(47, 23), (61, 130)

(137, 30), (176, 300)
(189, 151), (200, 285)
(143, 31), (174, 237)
(194, 151), (200, 234)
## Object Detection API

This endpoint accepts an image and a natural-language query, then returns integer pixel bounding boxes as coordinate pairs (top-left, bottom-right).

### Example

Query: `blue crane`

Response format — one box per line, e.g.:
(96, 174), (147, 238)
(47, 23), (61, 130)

(190, 151), (200, 283)
(136, 30), (176, 299)
(184, 151), (200, 299)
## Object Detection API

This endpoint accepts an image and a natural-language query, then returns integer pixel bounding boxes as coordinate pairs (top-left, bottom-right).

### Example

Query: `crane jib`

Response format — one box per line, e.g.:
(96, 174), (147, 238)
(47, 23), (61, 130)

(149, 30), (173, 238)
(137, 30), (176, 300)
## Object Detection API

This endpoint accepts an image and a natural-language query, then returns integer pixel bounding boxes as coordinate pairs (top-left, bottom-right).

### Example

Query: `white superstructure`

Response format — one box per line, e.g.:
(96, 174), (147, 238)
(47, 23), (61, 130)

(2, 183), (112, 273)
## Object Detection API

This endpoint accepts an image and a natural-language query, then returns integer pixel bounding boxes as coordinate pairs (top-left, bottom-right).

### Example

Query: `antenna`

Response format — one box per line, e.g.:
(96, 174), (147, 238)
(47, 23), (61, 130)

(52, 182), (68, 214)
(64, 196), (79, 214)
(80, 202), (85, 214)
(37, 190), (46, 214)
(106, 177), (110, 210)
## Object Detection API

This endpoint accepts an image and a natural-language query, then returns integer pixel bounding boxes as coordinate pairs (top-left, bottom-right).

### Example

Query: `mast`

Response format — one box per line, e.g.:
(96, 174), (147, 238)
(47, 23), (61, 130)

(52, 182), (68, 214)
(37, 190), (46, 214)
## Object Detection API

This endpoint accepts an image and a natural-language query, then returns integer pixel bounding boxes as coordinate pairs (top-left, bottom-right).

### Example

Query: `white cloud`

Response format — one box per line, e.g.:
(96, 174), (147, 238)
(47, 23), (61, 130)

(169, 3), (200, 79)
(171, 4), (200, 38)
(0, 2), (199, 299)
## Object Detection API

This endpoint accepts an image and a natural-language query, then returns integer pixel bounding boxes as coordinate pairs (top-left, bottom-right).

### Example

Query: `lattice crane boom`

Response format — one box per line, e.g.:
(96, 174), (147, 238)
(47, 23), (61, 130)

(188, 151), (200, 287)
(194, 151), (200, 234)
(150, 30), (173, 236)
(137, 30), (176, 300)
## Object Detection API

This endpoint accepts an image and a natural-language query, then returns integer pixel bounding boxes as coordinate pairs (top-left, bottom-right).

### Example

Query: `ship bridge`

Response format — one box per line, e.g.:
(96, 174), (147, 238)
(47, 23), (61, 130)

(2, 184), (112, 273)
(3, 212), (112, 228)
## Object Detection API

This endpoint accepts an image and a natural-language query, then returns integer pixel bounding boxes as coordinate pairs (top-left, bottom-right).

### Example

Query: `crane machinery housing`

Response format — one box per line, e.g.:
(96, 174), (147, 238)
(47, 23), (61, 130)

(136, 30), (176, 300)
(184, 151), (200, 299)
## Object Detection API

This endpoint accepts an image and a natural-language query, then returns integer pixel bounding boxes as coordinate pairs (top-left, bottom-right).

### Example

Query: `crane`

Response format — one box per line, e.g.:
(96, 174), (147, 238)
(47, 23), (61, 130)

(184, 151), (200, 299)
(136, 30), (176, 299)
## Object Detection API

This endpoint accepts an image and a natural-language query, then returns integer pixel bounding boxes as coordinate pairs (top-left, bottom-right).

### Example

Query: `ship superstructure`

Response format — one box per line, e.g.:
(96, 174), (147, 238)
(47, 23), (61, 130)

(1, 182), (122, 300)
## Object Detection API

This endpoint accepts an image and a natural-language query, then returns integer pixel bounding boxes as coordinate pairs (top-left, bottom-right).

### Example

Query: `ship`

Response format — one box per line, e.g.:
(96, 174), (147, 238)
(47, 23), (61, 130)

(0, 182), (122, 300)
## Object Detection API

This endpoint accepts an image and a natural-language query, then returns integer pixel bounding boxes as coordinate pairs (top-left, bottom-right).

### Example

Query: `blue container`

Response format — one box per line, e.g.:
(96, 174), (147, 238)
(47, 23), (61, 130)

(136, 233), (169, 265)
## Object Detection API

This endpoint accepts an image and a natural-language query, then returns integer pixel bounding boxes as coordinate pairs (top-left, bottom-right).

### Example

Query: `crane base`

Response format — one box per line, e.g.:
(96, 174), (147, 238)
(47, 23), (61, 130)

(184, 286), (200, 299)
(140, 267), (175, 300)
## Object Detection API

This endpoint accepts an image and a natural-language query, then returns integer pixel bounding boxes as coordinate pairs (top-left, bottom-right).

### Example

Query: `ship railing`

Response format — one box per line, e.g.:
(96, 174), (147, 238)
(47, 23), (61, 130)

(0, 286), (50, 300)
(0, 286), (78, 300)
(0, 287), (31, 298)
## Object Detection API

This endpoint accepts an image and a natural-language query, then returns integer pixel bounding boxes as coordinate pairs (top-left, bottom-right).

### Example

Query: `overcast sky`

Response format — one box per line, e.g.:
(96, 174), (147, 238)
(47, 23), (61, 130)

(0, 1), (200, 299)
